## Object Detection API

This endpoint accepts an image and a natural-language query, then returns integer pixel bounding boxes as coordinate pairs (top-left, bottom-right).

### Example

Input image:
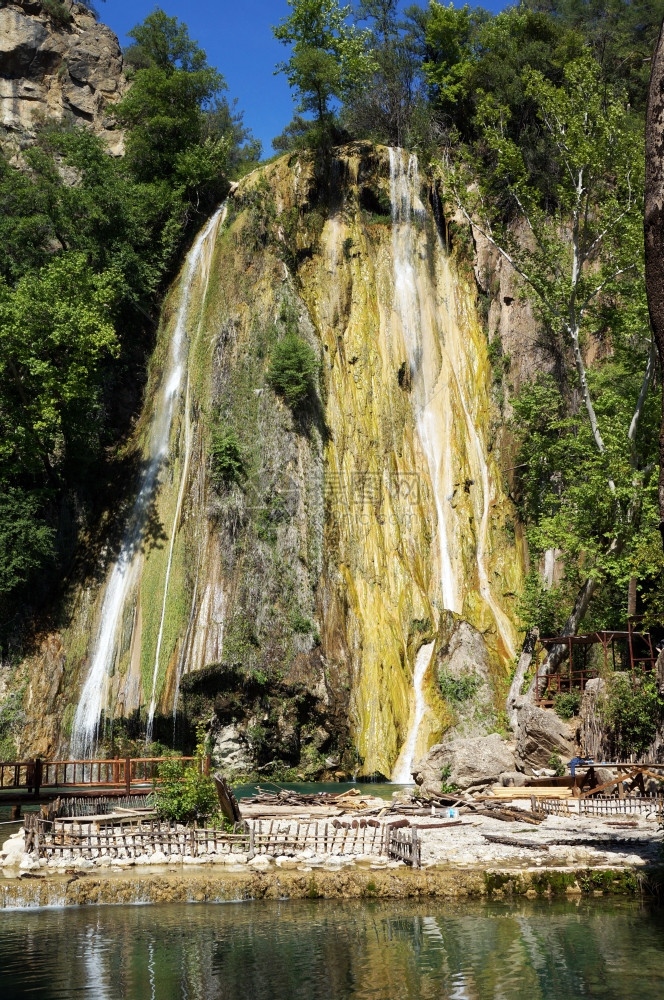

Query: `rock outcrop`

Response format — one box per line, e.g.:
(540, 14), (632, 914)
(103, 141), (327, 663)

(0, 0), (126, 154)
(210, 723), (252, 773)
(413, 733), (516, 793)
(514, 701), (575, 772)
(436, 617), (496, 739)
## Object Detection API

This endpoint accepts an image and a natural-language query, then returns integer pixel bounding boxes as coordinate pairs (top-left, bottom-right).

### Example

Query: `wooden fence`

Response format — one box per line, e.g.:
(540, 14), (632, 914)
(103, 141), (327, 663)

(23, 815), (421, 867)
(533, 794), (664, 818)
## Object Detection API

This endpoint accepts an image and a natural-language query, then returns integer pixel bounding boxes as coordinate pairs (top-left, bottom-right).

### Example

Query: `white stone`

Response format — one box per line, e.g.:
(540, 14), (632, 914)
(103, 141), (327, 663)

(148, 851), (168, 866)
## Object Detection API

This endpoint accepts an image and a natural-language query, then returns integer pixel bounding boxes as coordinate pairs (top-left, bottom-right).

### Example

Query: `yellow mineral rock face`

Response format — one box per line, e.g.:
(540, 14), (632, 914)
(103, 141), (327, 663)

(19, 144), (524, 773)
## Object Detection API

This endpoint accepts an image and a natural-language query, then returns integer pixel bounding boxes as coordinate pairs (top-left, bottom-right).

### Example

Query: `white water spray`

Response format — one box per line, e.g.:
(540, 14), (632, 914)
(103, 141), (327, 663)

(392, 642), (435, 783)
(71, 206), (225, 757)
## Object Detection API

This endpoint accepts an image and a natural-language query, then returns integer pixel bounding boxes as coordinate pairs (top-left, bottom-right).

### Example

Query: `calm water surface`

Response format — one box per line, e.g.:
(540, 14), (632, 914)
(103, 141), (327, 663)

(1, 898), (663, 1000)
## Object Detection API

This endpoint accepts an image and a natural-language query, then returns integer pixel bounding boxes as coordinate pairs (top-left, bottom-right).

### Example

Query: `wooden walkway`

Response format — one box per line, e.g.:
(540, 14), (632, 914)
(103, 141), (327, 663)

(0, 756), (209, 809)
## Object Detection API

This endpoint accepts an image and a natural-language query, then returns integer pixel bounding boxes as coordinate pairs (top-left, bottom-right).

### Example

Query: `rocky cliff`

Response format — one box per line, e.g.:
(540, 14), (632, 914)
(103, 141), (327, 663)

(11, 142), (526, 777)
(0, 0), (125, 155)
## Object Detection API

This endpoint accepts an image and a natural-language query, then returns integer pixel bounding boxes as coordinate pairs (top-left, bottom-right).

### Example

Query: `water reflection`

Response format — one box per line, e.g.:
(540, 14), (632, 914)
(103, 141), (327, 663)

(0, 898), (662, 1000)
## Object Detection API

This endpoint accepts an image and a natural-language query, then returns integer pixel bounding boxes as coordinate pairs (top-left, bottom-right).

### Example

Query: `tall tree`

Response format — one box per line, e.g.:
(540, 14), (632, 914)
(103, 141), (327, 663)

(645, 16), (664, 547)
(446, 55), (658, 690)
(273, 0), (375, 135)
(343, 0), (423, 146)
(114, 8), (231, 201)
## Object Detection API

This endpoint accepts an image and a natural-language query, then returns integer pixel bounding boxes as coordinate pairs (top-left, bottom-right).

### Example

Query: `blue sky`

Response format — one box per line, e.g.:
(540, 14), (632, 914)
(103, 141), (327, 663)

(100, 1), (509, 154)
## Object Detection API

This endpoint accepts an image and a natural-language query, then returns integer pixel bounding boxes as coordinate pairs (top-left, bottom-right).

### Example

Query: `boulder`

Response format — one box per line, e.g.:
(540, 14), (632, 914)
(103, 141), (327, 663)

(499, 771), (528, 787)
(1, 832), (27, 868)
(413, 734), (516, 794)
(436, 619), (495, 738)
(514, 702), (575, 772)
(211, 723), (252, 772)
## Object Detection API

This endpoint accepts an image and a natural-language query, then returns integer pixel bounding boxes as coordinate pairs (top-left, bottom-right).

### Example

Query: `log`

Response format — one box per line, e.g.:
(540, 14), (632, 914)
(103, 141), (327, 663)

(482, 833), (547, 850)
(213, 772), (242, 824)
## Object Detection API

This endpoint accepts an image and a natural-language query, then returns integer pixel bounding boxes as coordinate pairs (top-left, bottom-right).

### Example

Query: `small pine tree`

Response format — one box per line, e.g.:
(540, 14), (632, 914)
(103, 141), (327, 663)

(267, 333), (318, 409)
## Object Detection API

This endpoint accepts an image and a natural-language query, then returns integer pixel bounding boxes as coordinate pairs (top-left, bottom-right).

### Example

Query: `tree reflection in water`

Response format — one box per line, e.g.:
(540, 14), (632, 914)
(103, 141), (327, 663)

(1, 898), (663, 1000)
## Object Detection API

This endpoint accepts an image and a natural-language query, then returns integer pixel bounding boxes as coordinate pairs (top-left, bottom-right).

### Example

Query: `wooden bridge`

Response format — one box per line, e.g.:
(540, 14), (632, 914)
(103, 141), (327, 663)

(0, 755), (210, 809)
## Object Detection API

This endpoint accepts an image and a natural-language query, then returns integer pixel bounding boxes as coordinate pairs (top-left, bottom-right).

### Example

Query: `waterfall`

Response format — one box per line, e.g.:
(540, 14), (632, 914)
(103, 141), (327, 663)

(71, 205), (226, 757)
(144, 204), (227, 744)
(392, 641), (435, 783)
(388, 148), (516, 778)
(389, 148), (459, 613)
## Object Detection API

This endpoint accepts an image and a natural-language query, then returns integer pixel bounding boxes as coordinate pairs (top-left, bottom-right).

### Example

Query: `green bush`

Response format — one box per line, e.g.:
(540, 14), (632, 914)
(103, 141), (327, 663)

(440, 763), (458, 795)
(152, 730), (217, 823)
(553, 691), (581, 721)
(42, 0), (72, 27)
(210, 428), (245, 490)
(548, 753), (566, 777)
(604, 674), (663, 758)
(267, 333), (318, 409)
(439, 670), (481, 703)
(289, 608), (312, 634)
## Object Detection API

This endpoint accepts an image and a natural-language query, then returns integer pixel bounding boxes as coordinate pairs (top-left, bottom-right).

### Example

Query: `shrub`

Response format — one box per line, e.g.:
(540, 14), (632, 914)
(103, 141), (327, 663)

(439, 670), (481, 703)
(210, 428), (245, 490)
(267, 333), (318, 409)
(553, 691), (581, 721)
(152, 729), (217, 823)
(42, 0), (72, 27)
(548, 753), (566, 777)
(289, 608), (312, 634)
(440, 763), (458, 794)
(604, 674), (663, 758)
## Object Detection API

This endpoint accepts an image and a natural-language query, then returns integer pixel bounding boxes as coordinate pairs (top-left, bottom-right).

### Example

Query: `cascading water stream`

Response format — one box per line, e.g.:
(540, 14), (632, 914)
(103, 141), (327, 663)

(144, 203), (227, 744)
(71, 205), (226, 757)
(392, 641), (435, 783)
(389, 148), (458, 613)
(388, 149), (516, 777)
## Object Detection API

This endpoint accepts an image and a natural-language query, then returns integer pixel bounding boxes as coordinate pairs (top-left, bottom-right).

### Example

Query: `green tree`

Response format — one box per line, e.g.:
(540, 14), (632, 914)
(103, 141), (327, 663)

(446, 55), (658, 681)
(273, 0), (375, 136)
(0, 489), (55, 599)
(525, 0), (664, 111)
(0, 253), (120, 480)
(114, 8), (231, 200)
(343, 0), (425, 146)
(267, 333), (319, 409)
(152, 728), (217, 823)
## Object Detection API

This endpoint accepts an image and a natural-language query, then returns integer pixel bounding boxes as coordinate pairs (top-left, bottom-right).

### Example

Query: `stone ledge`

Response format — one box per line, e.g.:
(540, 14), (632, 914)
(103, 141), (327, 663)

(0, 863), (658, 909)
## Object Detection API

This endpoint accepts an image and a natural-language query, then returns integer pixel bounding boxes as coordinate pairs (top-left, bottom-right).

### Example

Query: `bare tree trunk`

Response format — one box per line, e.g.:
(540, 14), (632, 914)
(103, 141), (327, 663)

(645, 17), (664, 548)
(627, 576), (637, 617)
(507, 627), (539, 729)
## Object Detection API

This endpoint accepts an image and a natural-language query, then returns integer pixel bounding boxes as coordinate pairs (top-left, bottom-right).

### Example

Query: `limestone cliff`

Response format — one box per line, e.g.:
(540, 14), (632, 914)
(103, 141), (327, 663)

(0, 0), (125, 155)
(12, 143), (526, 776)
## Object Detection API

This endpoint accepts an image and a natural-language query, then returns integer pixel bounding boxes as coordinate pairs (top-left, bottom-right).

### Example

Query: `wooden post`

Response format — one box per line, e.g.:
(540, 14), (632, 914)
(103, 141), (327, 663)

(125, 757), (131, 795)
(248, 826), (255, 860)
(33, 758), (42, 799)
(412, 827), (419, 868)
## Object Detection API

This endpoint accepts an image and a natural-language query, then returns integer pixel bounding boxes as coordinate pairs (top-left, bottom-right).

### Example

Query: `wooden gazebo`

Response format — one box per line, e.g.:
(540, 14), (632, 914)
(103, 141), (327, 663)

(534, 618), (657, 707)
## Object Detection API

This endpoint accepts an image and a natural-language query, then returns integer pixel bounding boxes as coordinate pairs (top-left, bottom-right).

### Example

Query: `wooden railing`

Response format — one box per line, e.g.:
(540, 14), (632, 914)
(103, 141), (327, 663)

(535, 668), (597, 705)
(0, 756), (209, 796)
(533, 794), (664, 818)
